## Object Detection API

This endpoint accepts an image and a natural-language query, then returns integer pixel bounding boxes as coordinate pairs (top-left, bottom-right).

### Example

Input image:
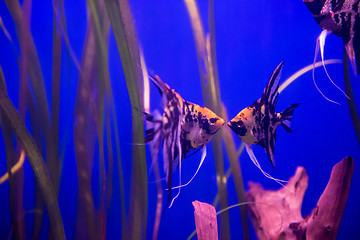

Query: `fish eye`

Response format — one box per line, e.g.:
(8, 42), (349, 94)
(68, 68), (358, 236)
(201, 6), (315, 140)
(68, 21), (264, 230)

(210, 118), (218, 124)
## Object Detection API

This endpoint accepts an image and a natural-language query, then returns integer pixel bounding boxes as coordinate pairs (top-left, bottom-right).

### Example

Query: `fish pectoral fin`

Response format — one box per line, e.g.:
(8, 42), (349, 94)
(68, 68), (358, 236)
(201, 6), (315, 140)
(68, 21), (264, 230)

(184, 145), (203, 159)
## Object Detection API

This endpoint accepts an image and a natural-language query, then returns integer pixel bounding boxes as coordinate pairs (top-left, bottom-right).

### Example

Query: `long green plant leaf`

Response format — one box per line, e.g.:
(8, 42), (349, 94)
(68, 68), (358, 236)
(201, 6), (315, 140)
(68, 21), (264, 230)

(0, 112), (25, 240)
(105, 0), (148, 239)
(4, 0), (58, 236)
(0, 67), (65, 240)
(209, 0), (250, 238)
(184, 0), (230, 238)
(86, 1), (111, 237)
(50, 0), (62, 196)
(14, 0), (31, 237)
(221, 106), (250, 239)
(343, 48), (360, 144)
(73, 14), (98, 240)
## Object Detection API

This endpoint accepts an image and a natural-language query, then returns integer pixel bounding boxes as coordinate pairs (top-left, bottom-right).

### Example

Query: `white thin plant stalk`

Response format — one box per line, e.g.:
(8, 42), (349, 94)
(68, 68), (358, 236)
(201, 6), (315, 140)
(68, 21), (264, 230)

(279, 59), (342, 93)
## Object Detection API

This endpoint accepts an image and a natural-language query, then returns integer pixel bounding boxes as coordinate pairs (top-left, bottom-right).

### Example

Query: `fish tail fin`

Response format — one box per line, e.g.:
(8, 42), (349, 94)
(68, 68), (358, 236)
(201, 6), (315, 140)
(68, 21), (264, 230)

(280, 103), (300, 133)
(144, 110), (163, 141)
(261, 62), (283, 107)
(143, 111), (154, 122)
(145, 128), (155, 143)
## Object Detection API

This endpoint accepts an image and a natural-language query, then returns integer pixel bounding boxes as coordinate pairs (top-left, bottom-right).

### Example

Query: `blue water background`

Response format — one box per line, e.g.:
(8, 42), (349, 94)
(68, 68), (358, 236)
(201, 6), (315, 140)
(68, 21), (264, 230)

(0, 0), (359, 239)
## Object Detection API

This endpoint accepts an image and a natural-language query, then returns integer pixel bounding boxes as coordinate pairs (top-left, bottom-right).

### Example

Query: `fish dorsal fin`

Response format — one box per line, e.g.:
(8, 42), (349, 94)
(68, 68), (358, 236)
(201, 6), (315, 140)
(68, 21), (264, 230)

(261, 62), (283, 107)
(148, 75), (168, 97)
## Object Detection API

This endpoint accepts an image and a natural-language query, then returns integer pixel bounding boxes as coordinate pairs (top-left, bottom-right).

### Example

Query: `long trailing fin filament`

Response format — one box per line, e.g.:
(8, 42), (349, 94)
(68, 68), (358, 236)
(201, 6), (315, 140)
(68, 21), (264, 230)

(170, 145), (206, 190)
(168, 138), (183, 208)
(245, 145), (288, 188)
(311, 30), (349, 104)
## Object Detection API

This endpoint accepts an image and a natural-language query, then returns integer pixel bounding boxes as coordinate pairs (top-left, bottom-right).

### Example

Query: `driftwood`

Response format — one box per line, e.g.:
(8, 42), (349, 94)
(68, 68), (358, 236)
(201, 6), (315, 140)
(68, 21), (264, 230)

(193, 201), (218, 240)
(246, 156), (354, 240)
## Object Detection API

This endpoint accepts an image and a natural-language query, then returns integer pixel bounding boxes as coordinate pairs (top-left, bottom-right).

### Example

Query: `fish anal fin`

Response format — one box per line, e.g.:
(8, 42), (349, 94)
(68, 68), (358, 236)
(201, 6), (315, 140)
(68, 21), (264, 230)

(264, 131), (276, 168)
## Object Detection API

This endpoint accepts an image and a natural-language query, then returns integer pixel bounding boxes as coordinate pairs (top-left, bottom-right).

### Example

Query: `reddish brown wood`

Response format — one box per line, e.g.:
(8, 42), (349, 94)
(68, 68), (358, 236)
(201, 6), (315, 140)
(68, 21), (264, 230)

(306, 156), (354, 240)
(246, 156), (354, 240)
(246, 166), (309, 240)
(193, 200), (218, 240)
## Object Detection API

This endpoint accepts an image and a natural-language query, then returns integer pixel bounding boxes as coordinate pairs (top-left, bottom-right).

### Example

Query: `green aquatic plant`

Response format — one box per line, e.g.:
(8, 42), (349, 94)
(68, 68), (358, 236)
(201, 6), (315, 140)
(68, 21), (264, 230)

(105, 0), (148, 239)
(71, 9), (100, 240)
(343, 48), (360, 145)
(2, 0), (64, 238)
(184, 0), (250, 239)
(0, 66), (65, 240)
(183, 0), (230, 238)
(1, 0), (357, 239)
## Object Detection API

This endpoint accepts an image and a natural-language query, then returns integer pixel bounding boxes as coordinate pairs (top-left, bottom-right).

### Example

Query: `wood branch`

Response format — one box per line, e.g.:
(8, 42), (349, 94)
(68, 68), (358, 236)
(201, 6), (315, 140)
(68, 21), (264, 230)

(305, 156), (354, 239)
(193, 201), (218, 240)
(246, 156), (354, 240)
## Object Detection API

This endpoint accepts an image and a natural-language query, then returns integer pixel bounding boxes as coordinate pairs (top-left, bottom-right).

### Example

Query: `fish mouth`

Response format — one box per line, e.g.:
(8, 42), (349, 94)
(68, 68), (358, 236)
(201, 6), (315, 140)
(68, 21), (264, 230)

(227, 121), (239, 134)
(227, 121), (236, 132)
(219, 119), (225, 126)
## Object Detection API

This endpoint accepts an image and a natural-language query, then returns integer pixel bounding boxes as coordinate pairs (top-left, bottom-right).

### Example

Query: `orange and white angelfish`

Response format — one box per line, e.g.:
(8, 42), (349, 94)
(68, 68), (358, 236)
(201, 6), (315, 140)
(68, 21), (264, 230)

(144, 75), (224, 207)
(228, 62), (299, 185)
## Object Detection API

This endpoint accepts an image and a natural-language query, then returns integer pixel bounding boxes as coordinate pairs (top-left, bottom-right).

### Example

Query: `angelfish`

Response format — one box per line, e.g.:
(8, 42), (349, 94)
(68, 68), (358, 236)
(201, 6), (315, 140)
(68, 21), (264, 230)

(228, 62), (299, 182)
(304, 0), (360, 75)
(144, 75), (224, 206)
